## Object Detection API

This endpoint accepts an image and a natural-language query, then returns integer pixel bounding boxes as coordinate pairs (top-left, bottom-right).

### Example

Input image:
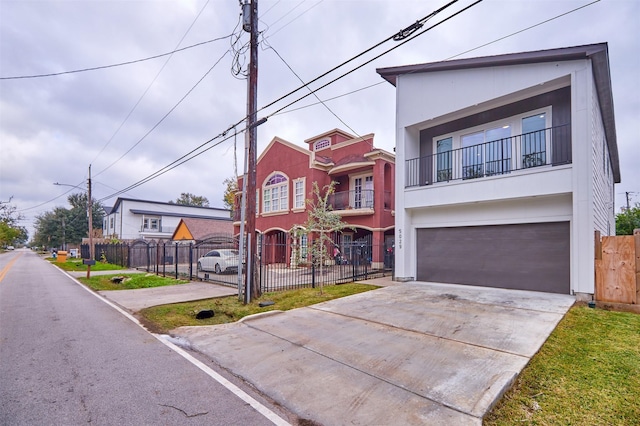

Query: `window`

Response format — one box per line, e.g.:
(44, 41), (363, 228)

(263, 173), (288, 213)
(521, 113), (546, 168)
(300, 234), (308, 258)
(294, 179), (305, 209)
(461, 132), (484, 179)
(461, 126), (511, 179)
(143, 217), (159, 230)
(352, 175), (373, 208)
(484, 125), (512, 176)
(436, 137), (452, 182)
(109, 217), (114, 229)
(314, 138), (330, 151)
(431, 108), (551, 182)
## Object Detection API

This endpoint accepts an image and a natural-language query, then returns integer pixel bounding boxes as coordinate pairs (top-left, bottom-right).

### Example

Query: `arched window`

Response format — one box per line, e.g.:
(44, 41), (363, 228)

(263, 173), (288, 213)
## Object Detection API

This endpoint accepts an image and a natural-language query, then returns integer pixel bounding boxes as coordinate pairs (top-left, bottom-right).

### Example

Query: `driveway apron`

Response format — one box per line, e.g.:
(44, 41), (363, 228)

(173, 282), (575, 425)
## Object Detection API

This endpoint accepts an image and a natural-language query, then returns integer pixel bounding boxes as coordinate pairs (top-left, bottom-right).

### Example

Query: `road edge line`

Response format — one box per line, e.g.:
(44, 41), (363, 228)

(54, 267), (291, 426)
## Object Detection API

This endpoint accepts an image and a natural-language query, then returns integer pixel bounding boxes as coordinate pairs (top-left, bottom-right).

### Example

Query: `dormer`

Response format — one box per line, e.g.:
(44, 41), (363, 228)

(306, 129), (356, 152)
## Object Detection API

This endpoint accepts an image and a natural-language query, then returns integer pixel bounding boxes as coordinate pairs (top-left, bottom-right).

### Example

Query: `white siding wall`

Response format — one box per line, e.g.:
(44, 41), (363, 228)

(105, 200), (229, 240)
(590, 80), (615, 236)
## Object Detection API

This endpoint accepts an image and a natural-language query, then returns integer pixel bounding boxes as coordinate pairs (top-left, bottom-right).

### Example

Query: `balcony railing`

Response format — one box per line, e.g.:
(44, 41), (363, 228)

(405, 124), (571, 188)
(328, 189), (374, 211)
(140, 226), (176, 234)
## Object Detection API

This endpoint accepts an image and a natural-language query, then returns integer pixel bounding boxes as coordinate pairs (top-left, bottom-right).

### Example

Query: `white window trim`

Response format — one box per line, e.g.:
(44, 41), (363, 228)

(432, 107), (552, 178)
(262, 172), (289, 214)
(434, 107), (552, 152)
(292, 177), (306, 212)
(349, 172), (374, 210)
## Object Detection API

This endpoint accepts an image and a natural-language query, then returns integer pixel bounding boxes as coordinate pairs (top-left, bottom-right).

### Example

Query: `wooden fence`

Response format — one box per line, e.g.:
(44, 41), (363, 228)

(595, 229), (640, 305)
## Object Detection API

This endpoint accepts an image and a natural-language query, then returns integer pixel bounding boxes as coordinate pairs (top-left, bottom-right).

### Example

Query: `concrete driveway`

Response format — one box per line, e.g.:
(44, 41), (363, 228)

(173, 281), (575, 425)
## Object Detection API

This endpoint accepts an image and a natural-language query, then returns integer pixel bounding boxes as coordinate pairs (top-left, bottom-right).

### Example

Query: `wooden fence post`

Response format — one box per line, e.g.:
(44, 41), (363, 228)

(635, 229), (640, 304)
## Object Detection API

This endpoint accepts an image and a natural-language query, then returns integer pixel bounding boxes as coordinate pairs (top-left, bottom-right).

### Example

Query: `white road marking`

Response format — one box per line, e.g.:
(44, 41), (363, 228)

(54, 266), (291, 426)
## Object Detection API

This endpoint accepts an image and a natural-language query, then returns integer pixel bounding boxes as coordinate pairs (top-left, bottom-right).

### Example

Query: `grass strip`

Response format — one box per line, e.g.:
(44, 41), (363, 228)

(484, 305), (640, 425)
(78, 273), (188, 291)
(48, 257), (124, 272)
(139, 283), (379, 334)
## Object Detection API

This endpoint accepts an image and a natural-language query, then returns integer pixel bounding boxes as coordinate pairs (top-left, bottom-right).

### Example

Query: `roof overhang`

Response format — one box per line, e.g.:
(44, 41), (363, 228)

(328, 161), (376, 176)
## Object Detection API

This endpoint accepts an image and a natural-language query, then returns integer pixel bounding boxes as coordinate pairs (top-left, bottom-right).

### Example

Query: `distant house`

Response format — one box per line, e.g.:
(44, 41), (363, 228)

(171, 217), (233, 243)
(377, 43), (620, 298)
(102, 197), (230, 241)
(234, 129), (395, 269)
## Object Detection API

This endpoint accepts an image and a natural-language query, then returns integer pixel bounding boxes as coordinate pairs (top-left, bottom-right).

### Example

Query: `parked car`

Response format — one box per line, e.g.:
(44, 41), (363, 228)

(197, 249), (240, 274)
(6, 246), (14, 250)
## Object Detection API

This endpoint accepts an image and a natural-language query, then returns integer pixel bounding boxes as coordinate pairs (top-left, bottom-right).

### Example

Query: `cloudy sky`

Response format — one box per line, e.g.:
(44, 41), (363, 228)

(1, 0), (638, 238)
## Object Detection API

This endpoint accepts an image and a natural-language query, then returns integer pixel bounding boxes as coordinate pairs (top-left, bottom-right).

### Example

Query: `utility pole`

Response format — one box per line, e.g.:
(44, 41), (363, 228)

(242, 0), (260, 302)
(87, 165), (94, 279)
(626, 191), (631, 211)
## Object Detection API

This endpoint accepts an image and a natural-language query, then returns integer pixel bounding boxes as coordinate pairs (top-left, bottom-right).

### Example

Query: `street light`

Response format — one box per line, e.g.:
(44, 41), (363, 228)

(53, 182), (82, 252)
(53, 165), (95, 278)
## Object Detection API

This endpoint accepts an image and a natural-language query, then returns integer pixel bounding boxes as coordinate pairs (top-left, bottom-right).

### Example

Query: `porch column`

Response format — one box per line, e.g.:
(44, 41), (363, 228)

(371, 231), (384, 270)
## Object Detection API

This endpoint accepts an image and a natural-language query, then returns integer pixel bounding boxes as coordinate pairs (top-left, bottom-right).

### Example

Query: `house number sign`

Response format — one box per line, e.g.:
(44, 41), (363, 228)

(398, 228), (402, 249)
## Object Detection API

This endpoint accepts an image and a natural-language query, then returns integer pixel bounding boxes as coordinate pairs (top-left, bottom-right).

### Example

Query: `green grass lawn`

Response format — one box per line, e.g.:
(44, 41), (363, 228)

(138, 283), (379, 334)
(48, 257), (124, 272)
(78, 273), (188, 291)
(484, 305), (640, 425)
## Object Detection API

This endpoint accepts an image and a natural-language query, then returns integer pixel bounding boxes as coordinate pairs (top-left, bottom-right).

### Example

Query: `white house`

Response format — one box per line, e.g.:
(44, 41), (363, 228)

(377, 43), (620, 298)
(102, 197), (231, 241)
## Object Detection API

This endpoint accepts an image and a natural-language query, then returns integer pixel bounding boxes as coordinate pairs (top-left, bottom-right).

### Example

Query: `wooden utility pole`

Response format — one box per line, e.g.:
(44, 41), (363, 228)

(87, 165), (94, 279)
(244, 0), (260, 302)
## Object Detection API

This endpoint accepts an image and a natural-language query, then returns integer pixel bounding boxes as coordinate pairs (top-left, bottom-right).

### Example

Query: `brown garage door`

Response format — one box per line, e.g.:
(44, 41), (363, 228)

(416, 222), (570, 294)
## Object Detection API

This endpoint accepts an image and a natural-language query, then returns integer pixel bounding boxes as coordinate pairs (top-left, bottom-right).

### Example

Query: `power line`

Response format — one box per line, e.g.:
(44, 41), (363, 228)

(20, 0), (599, 213)
(94, 0), (598, 204)
(258, 0), (462, 115)
(264, 40), (367, 144)
(93, 49), (232, 178)
(90, 0), (214, 165)
(272, 0), (602, 117)
(96, 124), (242, 203)
(263, 0), (484, 119)
(94, 0), (475, 202)
(0, 35), (232, 81)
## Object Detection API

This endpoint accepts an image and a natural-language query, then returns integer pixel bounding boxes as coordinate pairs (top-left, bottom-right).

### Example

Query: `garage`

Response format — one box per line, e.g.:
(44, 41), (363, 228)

(416, 222), (570, 294)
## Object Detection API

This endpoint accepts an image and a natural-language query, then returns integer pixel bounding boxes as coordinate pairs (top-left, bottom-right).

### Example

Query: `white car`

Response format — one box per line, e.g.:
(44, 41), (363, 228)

(197, 249), (240, 274)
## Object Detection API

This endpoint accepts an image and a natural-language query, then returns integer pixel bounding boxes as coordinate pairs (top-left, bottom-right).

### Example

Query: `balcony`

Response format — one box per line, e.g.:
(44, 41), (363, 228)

(139, 225), (175, 234)
(405, 124), (571, 188)
(328, 190), (375, 215)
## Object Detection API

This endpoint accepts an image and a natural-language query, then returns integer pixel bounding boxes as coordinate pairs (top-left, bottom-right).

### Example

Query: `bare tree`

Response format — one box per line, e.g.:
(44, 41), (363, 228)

(304, 181), (350, 294)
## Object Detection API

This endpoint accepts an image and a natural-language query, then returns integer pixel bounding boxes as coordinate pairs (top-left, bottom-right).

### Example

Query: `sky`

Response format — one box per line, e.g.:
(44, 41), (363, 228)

(0, 0), (638, 239)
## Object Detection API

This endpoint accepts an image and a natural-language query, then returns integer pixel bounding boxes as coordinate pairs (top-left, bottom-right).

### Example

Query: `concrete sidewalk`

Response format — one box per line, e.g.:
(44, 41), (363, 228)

(173, 282), (575, 425)
(99, 282), (237, 312)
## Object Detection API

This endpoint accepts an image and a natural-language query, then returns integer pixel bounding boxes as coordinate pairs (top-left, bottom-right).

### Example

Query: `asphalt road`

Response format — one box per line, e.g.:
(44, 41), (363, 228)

(0, 249), (289, 425)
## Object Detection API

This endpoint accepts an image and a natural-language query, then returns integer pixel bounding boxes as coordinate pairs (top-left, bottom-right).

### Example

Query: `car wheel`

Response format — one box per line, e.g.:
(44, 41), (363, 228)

(197, 262), (203, 272)
(215, 264), (221, 274)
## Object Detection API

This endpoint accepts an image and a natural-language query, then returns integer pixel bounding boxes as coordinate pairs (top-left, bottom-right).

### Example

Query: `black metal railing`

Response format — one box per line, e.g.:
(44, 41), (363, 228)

(82, 233), (392, 292)
(406, 124), (571, 187)
(328, 189), (374, 210)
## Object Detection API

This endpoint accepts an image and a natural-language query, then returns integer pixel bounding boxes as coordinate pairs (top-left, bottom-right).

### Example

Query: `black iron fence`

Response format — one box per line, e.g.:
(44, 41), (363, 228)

(82, 234), (392, 293)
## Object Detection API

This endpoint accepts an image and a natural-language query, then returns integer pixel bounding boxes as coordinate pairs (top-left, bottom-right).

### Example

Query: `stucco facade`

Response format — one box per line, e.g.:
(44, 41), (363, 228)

(377, 43), (620, 296)
(234, 129), (395, 269)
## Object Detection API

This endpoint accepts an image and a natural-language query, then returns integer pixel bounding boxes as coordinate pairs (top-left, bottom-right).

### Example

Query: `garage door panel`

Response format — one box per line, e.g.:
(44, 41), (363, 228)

(416, 222), (570, 294)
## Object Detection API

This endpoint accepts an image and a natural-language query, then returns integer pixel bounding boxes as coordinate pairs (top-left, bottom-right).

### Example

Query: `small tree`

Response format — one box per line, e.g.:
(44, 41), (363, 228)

(304, 181), (350, 294)
(222, 177), (238, 218)
(169, 192), (209, 207)
(0, 197), (27, 246)
(616, 204), (640, 235)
